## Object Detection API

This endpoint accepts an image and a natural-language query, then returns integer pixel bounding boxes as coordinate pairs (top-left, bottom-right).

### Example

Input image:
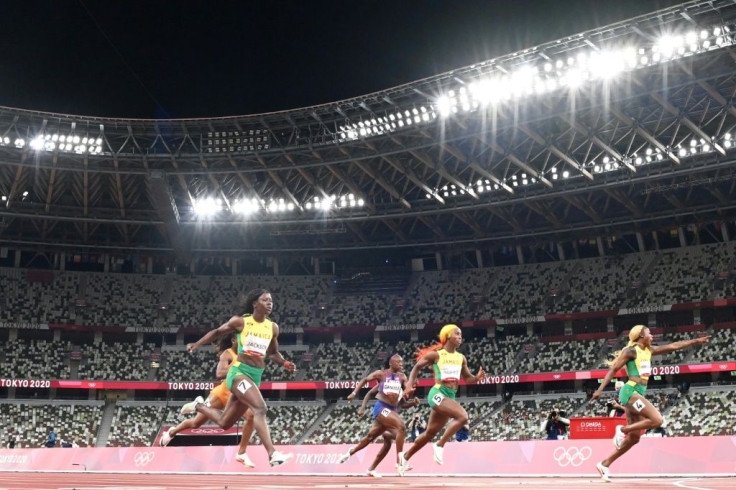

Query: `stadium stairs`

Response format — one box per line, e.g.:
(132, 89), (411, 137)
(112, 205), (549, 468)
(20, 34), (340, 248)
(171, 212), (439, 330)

(95, 400), (117, 447)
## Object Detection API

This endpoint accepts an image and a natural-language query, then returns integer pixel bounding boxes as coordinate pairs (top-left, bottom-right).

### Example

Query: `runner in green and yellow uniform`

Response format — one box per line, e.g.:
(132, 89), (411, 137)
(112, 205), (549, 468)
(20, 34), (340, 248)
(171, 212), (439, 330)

(590, 324), (710, 482)
(400, 324), (485, 472)
(183, 288), (296, 467)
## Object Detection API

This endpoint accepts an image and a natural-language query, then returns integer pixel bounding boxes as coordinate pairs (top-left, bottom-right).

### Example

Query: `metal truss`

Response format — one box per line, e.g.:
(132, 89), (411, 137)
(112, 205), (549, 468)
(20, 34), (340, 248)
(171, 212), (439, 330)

(1, 0), (736, 256)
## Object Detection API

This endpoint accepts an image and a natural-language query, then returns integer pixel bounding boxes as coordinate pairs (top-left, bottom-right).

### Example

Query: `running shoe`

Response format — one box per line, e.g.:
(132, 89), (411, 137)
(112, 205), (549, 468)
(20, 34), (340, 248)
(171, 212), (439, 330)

(366, 469), (382, 478)
(613, 425), (625, 450)
(338, 450), (352, 464)
(180, 396), (204, 415)
(432, 442), (444, 465)
(396, 462), (413, 472)
(235, 451), (255, 468)
(397, 451), (409, 475)
(159, 429), (174, 447)
(596, 461), (610, 483)
(269, 450), (293, 467)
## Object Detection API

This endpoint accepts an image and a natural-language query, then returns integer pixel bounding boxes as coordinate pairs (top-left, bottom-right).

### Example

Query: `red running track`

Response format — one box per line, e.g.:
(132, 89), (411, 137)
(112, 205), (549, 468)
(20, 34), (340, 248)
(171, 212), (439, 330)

(0, 473), (735, 490)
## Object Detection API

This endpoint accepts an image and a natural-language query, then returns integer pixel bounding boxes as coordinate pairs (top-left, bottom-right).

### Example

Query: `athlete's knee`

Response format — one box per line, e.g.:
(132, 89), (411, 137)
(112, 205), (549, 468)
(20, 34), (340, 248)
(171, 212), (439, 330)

(249, 404), (268, 417)
(456, 410), (469, 426)
(650, 413), (664, 428)
(244, 409), (255, 422)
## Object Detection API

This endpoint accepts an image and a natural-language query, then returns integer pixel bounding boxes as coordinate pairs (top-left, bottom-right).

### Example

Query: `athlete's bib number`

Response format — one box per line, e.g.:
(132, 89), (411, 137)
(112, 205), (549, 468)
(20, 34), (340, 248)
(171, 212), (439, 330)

(380, 408), (391, 418)
(243, 334), (270, 357)
(237, 379), (252, 394)
(383, 379), (403, 397)
(432, 393), (445, 406)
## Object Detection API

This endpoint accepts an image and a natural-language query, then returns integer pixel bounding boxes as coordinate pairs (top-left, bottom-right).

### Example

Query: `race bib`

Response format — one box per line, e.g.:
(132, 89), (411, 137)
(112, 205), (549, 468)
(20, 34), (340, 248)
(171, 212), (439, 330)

(380, 408), (392, 418)
(439, 363), (462, 381)
(383, 379), (403, 397)
(243, 334), (270, 357)
(432, 393), (445, 406)
(639, 361), (652, 377)
(237, 379), (252, 394)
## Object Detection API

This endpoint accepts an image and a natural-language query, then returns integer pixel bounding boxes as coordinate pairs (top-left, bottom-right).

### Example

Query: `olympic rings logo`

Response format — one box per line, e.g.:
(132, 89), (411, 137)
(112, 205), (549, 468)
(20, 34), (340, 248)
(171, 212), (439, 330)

(133, 451), (155, 467)
(552, 446), (592, 467)
(189, 427), (224, 434)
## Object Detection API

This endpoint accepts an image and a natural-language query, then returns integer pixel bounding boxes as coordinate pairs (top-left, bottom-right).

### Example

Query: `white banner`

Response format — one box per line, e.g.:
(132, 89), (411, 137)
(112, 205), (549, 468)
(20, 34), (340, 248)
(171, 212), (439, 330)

(375, 323), (423, 332)
(0, 322), (48, 330)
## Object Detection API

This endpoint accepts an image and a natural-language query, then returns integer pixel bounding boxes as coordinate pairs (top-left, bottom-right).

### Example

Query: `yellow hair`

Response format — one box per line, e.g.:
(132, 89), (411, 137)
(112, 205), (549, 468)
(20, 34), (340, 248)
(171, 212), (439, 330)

(606, 324), (646, 367)
(439, 324), (459, 343)
(416, 324), (460, 362)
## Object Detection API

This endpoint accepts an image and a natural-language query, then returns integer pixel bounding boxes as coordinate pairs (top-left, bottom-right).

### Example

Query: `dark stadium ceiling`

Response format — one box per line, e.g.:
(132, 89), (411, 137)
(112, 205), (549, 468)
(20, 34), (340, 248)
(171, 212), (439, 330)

(2, 0), (736, 258)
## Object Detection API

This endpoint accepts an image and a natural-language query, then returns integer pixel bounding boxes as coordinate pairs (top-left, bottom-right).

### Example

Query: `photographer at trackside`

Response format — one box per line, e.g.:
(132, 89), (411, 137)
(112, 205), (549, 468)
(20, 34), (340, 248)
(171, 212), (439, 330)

(407, 412), (427, 442)
(541, 408), (570, 440)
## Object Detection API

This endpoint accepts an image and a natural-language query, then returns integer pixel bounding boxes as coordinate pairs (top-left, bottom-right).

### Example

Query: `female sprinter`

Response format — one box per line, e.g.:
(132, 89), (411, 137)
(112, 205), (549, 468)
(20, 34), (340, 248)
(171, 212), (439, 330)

(400, 324), (486, 471)
(339, 354), (419, 477)
(161, 334), (257, 467)
(591, 324), (709, 482)
(182, 288), (296, 467)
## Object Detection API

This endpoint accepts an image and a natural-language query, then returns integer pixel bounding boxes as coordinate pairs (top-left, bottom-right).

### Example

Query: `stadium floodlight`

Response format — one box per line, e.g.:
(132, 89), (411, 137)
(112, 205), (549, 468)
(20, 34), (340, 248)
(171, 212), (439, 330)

(232, 197), (261, 216)
(431, 20), (735, 136)
(192, 197), (221, 218)
(30, 136), (44, 151)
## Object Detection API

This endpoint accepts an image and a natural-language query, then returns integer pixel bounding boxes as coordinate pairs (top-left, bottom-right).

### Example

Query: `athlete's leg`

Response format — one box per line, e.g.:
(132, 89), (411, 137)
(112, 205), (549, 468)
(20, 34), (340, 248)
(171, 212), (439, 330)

(601, 409), (644, 468)
(229, 375), (278, 457)
(347, 420), (386, 456)
(402, 408), (449, 460)
(432, 398), (468, 448)
(620, 394), (663, 434)
(194, 389), (246, 430)
(374, 410), (407, 456)
(368, 429), (396, 471)
(164, 394), (224, 445)
(237, 408), (255, 456)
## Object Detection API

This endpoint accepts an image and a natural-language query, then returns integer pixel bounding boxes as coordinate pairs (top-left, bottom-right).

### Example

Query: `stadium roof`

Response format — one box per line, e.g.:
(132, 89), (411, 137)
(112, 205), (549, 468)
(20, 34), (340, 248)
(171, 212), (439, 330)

(1, 0), (736, 258)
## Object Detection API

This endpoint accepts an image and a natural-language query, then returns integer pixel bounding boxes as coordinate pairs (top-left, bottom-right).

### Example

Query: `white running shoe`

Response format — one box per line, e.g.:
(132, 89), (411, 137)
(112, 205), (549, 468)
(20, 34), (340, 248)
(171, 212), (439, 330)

(159, 429), (174, 447)
(235, 451), (255, 468)
(396, 459), (406, 477)
(367, 469), (382, 478)
(180, 396), (204, 415)
(613, 425), (625, 450)
(338, 450), (352, 464)
(397, 451), (409, 475)
(396, 462), (413, 472)
(432, 443), (444, 465)
(596, 461), (610, 483)
(269, 450), (293, 467)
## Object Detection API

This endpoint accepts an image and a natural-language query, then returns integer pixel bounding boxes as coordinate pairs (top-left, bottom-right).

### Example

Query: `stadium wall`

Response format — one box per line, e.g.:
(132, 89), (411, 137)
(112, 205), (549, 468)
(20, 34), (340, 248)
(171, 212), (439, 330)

(0, 437), (734, 476)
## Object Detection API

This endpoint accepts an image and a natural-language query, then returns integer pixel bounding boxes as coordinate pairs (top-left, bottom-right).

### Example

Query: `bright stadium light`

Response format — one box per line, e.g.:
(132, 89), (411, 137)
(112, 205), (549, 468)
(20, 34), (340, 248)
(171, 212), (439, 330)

(431, 21), (734, 123)
(192, 197), (221, 218)
(232, 197), (261, 215)
(30, 136), (44, 151)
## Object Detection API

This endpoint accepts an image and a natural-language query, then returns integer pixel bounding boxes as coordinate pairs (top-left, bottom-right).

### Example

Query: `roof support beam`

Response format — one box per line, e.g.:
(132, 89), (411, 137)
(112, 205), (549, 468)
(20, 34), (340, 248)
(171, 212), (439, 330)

(517, 124), (595, 180)
(559, 113), (636, 172)
(484, 140), (554, 188)
(353, 160), (411, 209)
(609, 107), (681, 164)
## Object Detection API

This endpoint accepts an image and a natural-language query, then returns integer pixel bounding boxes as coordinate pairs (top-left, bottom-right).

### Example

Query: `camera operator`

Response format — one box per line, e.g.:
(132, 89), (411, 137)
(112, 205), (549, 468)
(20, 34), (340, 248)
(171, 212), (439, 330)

(541, 408), (570, 440)
(407, 412), (427, 442)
